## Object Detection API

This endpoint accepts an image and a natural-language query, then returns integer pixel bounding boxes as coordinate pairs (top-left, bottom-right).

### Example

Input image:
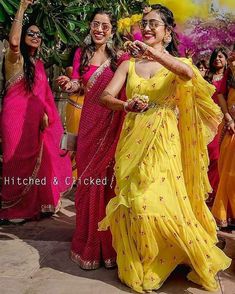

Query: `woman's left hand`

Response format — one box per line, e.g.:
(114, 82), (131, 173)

(40, 113), (49, 131)
(125, 40), (153, 60)
(125, 98), (148, 113)
(226, 119), (235, 135)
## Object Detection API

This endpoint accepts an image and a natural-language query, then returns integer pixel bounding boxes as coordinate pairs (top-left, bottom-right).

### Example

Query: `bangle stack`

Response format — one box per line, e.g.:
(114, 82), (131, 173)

(123, 41), (132, 51)
(123, 102), (129, 113)
(225, 118), (234, 127)
(13, 18), (22, 23)
(66, 80), (80, 93)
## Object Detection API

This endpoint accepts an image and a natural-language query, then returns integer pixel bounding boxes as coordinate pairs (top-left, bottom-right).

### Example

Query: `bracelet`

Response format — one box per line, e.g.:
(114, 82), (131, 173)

(123, 102), (129, 113)
(66, 80), (80, 93)
(13, 18), (22, 23)
(226, 119), (234, 126)
(123, 41), (132, 51)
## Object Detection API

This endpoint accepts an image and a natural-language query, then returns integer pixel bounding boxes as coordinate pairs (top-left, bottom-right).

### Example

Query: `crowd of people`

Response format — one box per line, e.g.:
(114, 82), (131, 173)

(194, 47), (235, 229)
(0, 0), (234, 293)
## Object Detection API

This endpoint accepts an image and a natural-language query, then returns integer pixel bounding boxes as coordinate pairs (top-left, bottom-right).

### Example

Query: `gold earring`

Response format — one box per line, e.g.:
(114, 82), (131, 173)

(163, 34), (172, 48)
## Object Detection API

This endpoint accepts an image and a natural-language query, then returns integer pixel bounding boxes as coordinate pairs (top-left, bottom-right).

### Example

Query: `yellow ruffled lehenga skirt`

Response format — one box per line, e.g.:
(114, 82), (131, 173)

(99, 58), (231, 293)
(65, 93), (84, 178)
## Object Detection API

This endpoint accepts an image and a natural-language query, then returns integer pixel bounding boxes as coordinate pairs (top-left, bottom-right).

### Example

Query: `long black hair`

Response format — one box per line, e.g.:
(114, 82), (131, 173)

(20, 23), (41, 91)
(79, 8), (119, 76)
(205, 46), (228, 83)
(143, 4), (179, 57)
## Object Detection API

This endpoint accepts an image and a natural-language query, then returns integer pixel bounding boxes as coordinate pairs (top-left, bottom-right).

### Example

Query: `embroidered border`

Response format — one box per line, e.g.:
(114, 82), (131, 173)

(67, 97), (83, 109)
(70, 250), (100, 270)
(70, 250), (116, 270)
(5, 71), (24, 90)
(1, 141), (44, 209)
(86, 59), (111, 93)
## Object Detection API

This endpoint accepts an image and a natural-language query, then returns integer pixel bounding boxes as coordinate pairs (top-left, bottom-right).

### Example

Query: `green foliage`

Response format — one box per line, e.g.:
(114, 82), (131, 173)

(0, 0), (145, 66)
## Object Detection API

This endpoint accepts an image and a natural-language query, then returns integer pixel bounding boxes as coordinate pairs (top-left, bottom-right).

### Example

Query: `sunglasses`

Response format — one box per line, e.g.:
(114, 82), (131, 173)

(90, 21), (111, 32)
(26, 30), (43, 39)
(139, 19), (165, 30)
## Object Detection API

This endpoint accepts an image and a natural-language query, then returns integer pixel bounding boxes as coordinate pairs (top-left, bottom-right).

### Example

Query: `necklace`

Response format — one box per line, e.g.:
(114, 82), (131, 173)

(213, 73), (224, 82)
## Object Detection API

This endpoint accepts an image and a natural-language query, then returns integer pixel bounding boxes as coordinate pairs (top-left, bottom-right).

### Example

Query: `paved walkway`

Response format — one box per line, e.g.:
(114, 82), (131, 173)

(0, 198), (234, 294)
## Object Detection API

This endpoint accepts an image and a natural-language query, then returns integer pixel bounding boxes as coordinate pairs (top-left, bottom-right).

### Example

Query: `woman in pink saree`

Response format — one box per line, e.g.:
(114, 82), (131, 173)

(0, 0), (72, 222)
(205, 47), (228, 205)
(57, 9), (128, 269)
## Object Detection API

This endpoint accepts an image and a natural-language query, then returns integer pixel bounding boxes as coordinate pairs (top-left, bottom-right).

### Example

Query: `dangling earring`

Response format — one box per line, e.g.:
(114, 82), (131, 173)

(35, 46), (41, 59)
(84, 33), (92, 46)
(106, 35), (114, 50)
(163, 34), (172, 48)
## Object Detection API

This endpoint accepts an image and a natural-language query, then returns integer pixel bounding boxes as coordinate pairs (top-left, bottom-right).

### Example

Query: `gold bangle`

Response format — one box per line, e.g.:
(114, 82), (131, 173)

(14, 18), (22, 23)
(123, 102), (129, 113)
(123, 41), (132, 50)
(226, 119), (234, 126)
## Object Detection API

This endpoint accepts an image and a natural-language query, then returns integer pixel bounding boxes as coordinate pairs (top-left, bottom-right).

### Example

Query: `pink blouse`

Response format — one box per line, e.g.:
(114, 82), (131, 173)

(212, 71), (228, 104)
(71, 48), (98, 86)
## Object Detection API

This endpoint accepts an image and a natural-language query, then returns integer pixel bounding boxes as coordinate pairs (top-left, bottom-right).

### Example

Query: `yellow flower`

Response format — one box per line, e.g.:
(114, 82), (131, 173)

(130, 14), (142, 25)
(118, 17), (131, 33)
(148, 0), (209, 22)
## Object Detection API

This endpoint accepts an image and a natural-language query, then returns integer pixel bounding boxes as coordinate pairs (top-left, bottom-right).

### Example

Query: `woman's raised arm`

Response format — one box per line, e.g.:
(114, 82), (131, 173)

(8, 0), (33, 63)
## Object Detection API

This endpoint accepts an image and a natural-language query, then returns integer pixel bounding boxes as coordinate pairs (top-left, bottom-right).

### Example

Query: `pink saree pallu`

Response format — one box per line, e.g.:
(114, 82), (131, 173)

(71, 57), (127, 270)
(0, 60), (72, 220)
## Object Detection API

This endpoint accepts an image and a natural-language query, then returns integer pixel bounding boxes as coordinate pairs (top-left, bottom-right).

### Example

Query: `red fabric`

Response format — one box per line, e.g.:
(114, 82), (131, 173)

(0, 60), (72, 219)
(71, 48), (98, 85)
(71, 52), (129, 267)
(207, 72), (227, 201)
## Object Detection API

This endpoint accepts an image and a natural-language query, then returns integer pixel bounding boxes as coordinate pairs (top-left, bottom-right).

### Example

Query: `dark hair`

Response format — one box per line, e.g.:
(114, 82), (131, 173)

(20, 23), (40, 91)
(1, 56), (6, 102)
(205, 46), (228, 83)
(79, 8), (119, 76)
(196, 59), (208, 70)
(144, 4), (179, 56)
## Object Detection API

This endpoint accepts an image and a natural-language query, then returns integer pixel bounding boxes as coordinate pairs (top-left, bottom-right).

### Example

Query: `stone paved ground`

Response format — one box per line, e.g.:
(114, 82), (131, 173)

(0, 198), (234, 294)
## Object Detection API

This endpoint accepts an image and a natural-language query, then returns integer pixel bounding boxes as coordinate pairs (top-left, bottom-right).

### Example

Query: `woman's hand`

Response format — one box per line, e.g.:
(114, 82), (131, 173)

(20, 0), (34, 11)
(124, 40), (147, 58)
(185, 48), (195, 59)
(40, 113), (49, 131)
(124, 98), (148, 113)
(56, 76), (72, 91)
(124, 40), (157, 61)
(226, 118), (235, 135)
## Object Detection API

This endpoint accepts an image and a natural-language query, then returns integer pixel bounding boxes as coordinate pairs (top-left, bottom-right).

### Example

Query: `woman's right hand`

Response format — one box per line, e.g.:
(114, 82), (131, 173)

(20, 0), (34, 11)
(56, 75), (72, 91)
(124, 98), (148, 113)
(227, 120), (235, 135)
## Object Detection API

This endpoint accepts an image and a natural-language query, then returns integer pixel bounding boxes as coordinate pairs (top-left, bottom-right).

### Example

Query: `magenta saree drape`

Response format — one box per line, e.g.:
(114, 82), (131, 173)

(71, 56), (128, 269)
(0, 60), (72, 219)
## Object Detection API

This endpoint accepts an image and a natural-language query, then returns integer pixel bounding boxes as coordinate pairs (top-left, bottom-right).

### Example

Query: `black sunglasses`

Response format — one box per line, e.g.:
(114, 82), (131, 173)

(26, 30), (43, 39)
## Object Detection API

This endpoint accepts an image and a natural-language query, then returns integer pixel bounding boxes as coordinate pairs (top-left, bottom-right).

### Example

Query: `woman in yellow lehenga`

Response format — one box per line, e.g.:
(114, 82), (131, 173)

(212, 55), (235, 228)
(98, 4), (231, 293)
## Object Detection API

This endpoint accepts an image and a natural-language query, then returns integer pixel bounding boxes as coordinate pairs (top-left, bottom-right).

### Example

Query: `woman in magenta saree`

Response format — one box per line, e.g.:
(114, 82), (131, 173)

(71, 56), (127, 270)
(0, 1), (72, 221)
(57, 9), (128, 269)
